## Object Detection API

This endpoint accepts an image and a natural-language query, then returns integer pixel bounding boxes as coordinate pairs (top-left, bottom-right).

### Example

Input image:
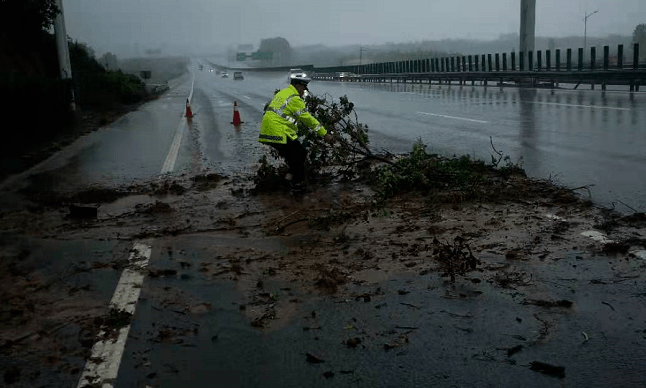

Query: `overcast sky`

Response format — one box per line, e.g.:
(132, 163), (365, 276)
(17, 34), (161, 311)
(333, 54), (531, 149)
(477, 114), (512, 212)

(61, 0), (644, 56)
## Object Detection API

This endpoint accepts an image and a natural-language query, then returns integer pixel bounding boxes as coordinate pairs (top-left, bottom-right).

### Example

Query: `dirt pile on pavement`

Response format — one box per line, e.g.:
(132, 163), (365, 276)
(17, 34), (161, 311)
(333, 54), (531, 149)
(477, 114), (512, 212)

(1, 155), (646, 386)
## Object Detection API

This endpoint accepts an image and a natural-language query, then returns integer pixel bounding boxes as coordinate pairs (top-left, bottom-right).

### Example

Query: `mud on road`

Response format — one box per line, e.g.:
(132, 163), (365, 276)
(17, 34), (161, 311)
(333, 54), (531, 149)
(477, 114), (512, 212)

(1, 166), (646, 387)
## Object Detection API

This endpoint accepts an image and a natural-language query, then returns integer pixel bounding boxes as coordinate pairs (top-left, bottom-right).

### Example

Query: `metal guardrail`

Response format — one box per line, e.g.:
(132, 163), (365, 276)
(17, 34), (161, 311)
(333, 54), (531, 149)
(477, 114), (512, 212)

(312, 44), (645, 91)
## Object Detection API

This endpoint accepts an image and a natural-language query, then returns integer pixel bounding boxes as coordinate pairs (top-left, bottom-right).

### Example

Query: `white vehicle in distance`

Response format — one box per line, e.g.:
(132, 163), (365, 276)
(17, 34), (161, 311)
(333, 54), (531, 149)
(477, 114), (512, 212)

(287, 68), (304, 82)
(221, 72), (229, 78)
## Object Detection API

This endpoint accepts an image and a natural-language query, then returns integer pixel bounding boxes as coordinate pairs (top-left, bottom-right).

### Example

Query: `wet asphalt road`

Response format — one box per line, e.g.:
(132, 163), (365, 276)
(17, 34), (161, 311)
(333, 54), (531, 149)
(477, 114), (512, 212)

(2, 59), (646, 388)
(4, 58), (642, 211)
(112, 235), (646, 388)
(193, 61), (646, 212)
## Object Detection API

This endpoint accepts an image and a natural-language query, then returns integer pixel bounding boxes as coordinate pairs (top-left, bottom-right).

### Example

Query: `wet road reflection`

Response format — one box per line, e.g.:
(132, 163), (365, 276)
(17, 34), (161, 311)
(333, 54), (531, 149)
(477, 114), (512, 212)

(307, 80), (645, 211)
(3, 63), (643, 213)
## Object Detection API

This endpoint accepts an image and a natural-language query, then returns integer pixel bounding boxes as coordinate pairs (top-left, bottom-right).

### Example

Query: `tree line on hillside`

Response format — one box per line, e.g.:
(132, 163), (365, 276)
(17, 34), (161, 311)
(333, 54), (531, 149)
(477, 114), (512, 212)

(0, 0), (149, 158)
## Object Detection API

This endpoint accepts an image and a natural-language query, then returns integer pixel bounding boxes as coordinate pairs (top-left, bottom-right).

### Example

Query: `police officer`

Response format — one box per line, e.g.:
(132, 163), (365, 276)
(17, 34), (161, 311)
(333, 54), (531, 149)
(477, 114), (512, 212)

(259, 73), (332, 187)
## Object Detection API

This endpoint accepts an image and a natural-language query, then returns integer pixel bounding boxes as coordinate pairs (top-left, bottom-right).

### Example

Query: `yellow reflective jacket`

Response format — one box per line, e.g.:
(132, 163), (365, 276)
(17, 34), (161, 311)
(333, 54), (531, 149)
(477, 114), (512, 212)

(259, 85), (326, 144)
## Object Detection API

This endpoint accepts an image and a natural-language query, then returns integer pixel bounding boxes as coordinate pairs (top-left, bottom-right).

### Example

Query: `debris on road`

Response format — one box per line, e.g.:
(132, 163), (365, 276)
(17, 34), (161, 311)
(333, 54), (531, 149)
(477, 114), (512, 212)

(529, 361), (566, 378)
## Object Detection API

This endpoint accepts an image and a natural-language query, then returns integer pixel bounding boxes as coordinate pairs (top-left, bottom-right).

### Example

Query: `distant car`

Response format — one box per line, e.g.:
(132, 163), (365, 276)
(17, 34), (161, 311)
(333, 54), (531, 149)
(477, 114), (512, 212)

(287, 68), (304, 82)
(198, 65), (203, 70)
(338, 72), (358, 81)
(221, 72), (229, 78)
(287, 69), (309, 83)
(233, 71), (244, 80)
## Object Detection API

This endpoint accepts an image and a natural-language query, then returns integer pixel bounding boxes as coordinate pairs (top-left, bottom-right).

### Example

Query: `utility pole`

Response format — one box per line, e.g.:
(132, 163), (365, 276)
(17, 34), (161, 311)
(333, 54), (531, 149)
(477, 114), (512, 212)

(583, 10), (598, 54)
(53, 0), (76, 111)
(519, 0), (536, 69)
(359, 46), (364, 66)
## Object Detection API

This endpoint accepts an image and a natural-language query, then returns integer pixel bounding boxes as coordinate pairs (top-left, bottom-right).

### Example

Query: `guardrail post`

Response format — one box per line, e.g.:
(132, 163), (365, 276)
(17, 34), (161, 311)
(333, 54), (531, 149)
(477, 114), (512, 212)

(430, 58), (435, 72)
(519, 52), (524, 71)
(495, 53), (500, 71)
(603, 46), (609, 70)
(528, 51), (534, 70)
(475, 55), (479, 71)
(426, 59), (430, 73)
(511, 52), (516, 70)
(578, 48), (583, 71)
(455, 57), (460, 72)
(468, 55), (472, 71)
(618, 45), (624, 69)
(634, 43), (639, 70)
(482, 55), (487, 71)
(566, 49), (572, 71)
(450, 57), (455, 72)
(537, 51), (542, 71)
(502, 53), (507, 70)
(590, 47), (596, 70)
(489, 54), (494, 71)
(440, 58), (445, 72)
(462, 56), (466, 72)
(546, 50), (551, 70)
(556, 49), (561, 71)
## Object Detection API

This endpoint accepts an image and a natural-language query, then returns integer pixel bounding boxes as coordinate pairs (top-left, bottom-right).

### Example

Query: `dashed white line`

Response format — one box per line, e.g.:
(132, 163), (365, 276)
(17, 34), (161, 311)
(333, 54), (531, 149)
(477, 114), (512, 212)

(77, 242), (152, 388)
(243, 95), (252, 100)
(416, 111), (489, 123)
(78, 73), (195, 388)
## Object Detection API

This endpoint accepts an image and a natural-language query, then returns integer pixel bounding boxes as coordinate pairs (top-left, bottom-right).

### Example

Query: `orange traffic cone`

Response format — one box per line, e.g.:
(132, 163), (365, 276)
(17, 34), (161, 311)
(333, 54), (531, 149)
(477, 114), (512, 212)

(185, 99), (194, 119)
(231, 101), (243, 126)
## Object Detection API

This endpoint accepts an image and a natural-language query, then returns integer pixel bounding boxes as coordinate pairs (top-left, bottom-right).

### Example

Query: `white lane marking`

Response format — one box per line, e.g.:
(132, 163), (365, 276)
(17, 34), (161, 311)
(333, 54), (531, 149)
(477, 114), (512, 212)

(188, 73), (195, 102)
(77, 71), (192, 387)
(243, 95), (252, 100)
(581, 230), (615, 244)
(77, 242), (152, 388)
(160, 118), (186, 174)
(416, 111), (489, 123)
(529, 101), (630, 111)
(160, 74), (195, 175)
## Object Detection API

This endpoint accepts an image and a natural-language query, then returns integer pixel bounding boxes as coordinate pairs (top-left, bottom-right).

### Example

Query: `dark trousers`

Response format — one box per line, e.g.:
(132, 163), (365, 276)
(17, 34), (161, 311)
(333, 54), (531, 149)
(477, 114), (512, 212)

(269, 138), (307, 183)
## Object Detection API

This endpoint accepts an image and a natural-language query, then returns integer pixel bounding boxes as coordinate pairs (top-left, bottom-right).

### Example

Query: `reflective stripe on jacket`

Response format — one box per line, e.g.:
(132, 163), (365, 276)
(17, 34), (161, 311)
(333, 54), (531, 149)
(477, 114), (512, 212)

(259, 85), (326, 144)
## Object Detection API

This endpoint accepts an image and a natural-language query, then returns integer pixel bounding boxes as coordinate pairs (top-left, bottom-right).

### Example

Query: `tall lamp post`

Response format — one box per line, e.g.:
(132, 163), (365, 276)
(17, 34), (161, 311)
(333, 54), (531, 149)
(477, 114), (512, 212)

(583, 9), (598, 53)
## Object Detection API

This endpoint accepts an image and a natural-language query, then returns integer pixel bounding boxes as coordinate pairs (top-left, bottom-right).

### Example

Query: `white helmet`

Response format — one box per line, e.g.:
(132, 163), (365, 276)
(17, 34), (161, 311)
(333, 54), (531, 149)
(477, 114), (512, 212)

(290, 72), (311, 85)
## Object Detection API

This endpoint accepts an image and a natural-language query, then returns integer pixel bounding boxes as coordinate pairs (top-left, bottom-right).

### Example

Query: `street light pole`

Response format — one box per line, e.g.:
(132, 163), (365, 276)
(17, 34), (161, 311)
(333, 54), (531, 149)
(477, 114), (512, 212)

(584, 9), (598, 54)
(54, 0), (76, 111)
